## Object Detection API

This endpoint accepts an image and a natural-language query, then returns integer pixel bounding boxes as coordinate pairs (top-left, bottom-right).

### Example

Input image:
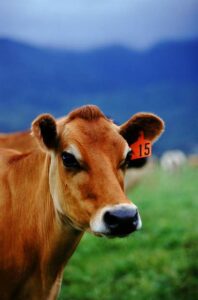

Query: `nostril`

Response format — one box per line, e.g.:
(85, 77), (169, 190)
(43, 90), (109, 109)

(103, 211), (120, 228)
(132, 211), (138, 226)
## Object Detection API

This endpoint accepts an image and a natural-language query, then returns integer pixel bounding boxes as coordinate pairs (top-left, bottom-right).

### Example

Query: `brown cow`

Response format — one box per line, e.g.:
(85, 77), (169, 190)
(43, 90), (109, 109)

(0, 105), (164, 299)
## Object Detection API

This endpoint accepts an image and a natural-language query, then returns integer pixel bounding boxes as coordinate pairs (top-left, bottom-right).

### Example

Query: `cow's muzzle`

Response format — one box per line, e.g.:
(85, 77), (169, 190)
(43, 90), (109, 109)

(90, 204), (142, 238)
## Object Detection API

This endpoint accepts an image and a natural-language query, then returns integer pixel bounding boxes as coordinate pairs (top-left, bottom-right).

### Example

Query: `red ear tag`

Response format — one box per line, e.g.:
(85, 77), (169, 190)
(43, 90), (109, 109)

(130, 132), (152, 160)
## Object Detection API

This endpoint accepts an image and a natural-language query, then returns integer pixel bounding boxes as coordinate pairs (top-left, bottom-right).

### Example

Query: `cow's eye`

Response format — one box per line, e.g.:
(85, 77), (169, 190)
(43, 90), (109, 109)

(61, 152), (82, 170)
(119, 150), (132, 169)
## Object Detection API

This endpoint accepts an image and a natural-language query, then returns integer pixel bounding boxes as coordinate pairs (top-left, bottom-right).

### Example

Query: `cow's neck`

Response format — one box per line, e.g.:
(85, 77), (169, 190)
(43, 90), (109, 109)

(23, 150), (83, 288)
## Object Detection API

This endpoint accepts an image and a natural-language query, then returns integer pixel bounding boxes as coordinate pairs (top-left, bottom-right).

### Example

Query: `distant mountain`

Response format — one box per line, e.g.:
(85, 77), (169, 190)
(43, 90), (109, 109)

(0, 38), (197, 94)
(0, 38), (197, 154)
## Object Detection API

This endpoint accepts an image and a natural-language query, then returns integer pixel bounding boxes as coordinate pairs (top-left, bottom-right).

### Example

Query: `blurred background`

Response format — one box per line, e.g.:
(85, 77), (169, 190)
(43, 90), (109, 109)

(0, 0), (197, 299)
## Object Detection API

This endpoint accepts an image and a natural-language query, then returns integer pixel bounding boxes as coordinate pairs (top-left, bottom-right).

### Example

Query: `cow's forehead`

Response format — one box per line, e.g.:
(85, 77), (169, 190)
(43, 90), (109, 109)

(59, 118), (126, 157)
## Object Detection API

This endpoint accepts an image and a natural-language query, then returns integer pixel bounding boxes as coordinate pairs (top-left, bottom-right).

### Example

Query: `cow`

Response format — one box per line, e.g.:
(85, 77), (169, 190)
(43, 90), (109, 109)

(0, 105), (164, 299)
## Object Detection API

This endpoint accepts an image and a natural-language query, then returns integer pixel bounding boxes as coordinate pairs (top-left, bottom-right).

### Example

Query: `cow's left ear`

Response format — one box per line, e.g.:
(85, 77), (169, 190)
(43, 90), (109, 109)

(119, 113), (164, 145)
(32, 114), (59, 151)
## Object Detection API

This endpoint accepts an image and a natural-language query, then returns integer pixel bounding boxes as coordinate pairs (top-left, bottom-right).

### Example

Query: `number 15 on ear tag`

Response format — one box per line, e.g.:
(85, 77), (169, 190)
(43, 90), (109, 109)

(130, 132), (152, 160)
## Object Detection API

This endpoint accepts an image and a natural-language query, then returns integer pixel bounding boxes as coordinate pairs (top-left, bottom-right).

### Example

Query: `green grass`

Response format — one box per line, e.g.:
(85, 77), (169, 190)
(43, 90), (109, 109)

(59, 166), (198, 300)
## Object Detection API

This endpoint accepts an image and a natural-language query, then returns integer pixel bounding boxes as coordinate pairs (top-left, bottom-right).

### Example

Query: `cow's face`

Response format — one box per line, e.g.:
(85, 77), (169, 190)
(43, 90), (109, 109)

(32, 105), (164, 238)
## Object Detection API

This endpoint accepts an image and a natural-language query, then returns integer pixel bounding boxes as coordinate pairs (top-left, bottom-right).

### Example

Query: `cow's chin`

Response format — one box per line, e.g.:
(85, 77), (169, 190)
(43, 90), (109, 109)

(90, 230), (135, 239)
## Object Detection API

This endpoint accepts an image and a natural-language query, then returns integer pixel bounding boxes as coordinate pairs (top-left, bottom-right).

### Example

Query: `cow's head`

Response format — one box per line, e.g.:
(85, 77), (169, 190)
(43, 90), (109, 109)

(32, 105), (164, 238)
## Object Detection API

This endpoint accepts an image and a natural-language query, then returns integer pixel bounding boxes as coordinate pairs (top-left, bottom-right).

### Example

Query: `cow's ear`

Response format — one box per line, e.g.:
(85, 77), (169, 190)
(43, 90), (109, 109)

(119, 113), (164, 145)
(32, 114), (59, 151)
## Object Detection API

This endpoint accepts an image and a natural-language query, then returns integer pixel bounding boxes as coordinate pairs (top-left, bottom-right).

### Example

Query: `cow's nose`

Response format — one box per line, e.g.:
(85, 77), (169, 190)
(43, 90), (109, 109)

(103, 207), (140, 237)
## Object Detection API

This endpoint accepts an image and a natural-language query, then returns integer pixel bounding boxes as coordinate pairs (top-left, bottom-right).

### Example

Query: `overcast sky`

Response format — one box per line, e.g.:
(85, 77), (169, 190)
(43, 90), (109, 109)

(0, 0), (198, 50)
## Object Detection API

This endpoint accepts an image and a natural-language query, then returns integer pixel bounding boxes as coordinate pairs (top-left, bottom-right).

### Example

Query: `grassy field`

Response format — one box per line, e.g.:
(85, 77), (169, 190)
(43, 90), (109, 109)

(59, 166), (198, 300)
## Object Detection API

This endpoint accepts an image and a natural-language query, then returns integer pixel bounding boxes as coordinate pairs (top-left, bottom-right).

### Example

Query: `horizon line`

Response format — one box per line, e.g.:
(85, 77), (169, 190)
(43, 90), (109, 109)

(0, 35), (198, 53)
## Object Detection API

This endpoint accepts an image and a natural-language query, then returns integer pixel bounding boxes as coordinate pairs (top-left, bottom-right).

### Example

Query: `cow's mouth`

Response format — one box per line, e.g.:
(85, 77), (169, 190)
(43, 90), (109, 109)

(92, 226), (137, 238)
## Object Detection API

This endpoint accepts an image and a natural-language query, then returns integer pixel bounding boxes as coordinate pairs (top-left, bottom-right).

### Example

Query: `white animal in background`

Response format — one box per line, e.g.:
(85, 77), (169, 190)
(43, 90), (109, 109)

(160, 150), (187, 171)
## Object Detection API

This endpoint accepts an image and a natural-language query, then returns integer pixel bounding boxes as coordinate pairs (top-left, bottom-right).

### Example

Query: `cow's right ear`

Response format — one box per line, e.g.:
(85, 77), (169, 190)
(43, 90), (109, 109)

(32, 114), (59, 151)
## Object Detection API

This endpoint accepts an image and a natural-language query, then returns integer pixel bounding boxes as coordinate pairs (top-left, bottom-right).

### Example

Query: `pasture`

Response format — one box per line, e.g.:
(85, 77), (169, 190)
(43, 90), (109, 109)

(59, 166), (198, 300)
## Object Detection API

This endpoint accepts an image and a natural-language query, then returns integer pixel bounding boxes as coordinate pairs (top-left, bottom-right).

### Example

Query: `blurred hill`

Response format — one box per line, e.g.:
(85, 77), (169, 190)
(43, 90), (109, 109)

(0, 38), (197, 154)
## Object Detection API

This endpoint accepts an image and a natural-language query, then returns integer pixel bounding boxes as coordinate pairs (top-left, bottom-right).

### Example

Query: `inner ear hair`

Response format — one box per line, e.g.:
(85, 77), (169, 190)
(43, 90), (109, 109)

(32, 114), (59, 150)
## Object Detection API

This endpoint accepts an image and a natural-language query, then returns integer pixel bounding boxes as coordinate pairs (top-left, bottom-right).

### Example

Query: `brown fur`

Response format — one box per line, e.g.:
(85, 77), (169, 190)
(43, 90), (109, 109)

(0, 105), (164, 299)
(67, 105), (107, 122)
(0, 131), (36, 152)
